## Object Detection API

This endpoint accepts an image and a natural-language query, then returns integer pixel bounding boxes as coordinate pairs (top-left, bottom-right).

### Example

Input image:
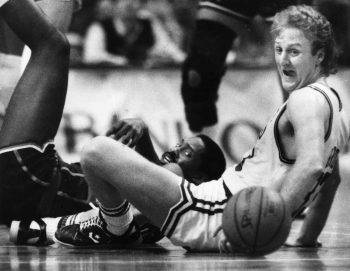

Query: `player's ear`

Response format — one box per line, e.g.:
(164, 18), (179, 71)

(316, 48), (325, 66)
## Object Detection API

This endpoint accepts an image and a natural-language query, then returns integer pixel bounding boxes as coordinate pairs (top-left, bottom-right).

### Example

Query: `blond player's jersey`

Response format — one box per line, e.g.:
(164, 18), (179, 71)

(222, 82), (350, 217)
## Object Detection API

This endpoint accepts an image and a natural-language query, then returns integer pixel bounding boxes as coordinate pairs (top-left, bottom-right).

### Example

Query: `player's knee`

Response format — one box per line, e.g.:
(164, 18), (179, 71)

(80, 136), (110, 170)
(38, 28), (70, 58)
(181, 57), (223, 102)
(49, 31), (70, 56)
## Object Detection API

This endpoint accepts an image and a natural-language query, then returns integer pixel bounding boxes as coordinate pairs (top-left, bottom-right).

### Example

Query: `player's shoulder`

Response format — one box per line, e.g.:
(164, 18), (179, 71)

(285, 86), (331, 123)
(288, 85), (329, 110)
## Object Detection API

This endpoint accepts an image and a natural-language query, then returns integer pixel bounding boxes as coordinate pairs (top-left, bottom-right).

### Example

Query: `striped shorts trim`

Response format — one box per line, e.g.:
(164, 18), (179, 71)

(0, 140), (55, 155)
(160, 179), (229, 250)
(0, 141), (56, 187)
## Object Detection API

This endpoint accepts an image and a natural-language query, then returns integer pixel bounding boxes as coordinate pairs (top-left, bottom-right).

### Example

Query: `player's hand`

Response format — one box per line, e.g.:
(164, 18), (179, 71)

(214, 226), (236, 254)
(106, 118), (147, 148)
(284, 236), (322, 248)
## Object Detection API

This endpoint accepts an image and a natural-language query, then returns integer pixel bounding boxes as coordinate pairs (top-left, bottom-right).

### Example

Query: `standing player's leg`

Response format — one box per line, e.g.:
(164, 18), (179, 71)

(0, 0), (70, 147)
(0, 0), (71, 224)
(21, 0), (78, 73)
(181, 0), (259, 132)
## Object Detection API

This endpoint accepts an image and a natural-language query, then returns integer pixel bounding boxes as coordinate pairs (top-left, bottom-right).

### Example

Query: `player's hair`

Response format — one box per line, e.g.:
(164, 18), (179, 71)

(271, 5), (338, 76)
(196, 134), (226, 180)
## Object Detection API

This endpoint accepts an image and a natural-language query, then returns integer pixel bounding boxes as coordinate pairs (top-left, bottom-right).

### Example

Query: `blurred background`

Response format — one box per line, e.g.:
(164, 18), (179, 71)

(67, 0), (350, 68)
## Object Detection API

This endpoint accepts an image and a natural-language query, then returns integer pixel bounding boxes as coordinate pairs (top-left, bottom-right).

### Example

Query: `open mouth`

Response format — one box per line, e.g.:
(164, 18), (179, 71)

(161, 151), (177, 164)
(283, 69), (295, 77)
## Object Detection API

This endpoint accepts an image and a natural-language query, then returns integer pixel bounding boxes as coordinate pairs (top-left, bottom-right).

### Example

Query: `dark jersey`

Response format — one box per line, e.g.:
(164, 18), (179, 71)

(0, 142), (90, 225)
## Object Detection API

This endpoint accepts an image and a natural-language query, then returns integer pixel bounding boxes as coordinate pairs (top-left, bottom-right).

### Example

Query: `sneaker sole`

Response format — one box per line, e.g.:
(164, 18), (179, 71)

(53, 234), (143, 249)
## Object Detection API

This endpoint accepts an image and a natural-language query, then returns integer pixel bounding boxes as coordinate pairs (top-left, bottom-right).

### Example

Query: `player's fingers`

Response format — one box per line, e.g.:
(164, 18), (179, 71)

(107, 121), (124, 137)
(224, 242), (234, 253)
(126, 137), (134, 148)
(118, 134), (130, 145)
(119, 129), (136, 146)
(108, 134), (117, 140)
(213, 225), (222, 237)
(126, 131), (138, 148)
(284, 239), (322, 248)
(113, 123), (130, 139)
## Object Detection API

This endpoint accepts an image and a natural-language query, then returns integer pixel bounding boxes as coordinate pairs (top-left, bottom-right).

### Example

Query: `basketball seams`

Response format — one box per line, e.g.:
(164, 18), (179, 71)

(258, 193), (289, 252)
(224, 187), (291, 256)
(263, 195), (288, 249)
(233, 189), (249, 252)
(253, 187), (264, 253)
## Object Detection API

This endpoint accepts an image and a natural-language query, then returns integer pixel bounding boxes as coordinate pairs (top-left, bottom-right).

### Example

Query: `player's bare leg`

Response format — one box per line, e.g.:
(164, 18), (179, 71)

(21, 0), (78, 73)
(80, 137), (182, 226)
(55, 137), (182, 247)
(0, 0), (70, 148)
(0, 0), (71, 224)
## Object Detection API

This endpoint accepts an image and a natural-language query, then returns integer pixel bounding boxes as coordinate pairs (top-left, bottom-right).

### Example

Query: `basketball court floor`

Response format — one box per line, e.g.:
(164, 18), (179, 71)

(0, 155), (349, 271)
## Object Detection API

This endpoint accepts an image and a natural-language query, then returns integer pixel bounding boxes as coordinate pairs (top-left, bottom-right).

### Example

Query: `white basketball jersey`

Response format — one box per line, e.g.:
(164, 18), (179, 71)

(222, 82), (350, 216)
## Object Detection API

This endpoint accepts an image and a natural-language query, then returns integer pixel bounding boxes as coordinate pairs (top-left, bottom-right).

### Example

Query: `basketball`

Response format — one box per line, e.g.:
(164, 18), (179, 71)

(222, 186), (292, 256)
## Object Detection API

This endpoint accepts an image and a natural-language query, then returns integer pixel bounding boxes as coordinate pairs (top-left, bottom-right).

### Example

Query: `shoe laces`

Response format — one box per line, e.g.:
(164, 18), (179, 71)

(80, 215), (103, 231)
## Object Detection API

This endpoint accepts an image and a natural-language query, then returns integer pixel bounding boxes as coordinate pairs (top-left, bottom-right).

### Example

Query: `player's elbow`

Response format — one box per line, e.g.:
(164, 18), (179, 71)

(303, 154), (324, 178)
(307, 163), (324, 181)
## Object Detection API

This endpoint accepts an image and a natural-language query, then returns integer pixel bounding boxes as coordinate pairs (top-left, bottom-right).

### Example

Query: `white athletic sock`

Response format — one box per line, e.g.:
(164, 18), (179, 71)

(0, 0), (9, 8)
(99, 201), (133, 236)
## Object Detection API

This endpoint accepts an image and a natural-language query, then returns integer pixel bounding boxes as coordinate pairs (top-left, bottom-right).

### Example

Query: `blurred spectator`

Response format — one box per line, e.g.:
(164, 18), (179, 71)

(170, 0), (198, 51)
(146, 0), (185, 50)
(67, 0), (96, 65)
(83, 0), (185, 67)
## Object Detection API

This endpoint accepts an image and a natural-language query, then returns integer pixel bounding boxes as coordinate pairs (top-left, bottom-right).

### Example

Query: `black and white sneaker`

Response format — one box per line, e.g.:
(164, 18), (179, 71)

(54, 212), (142, 248)
(10, 219), (52, 246)
(57, 208), (99, 229)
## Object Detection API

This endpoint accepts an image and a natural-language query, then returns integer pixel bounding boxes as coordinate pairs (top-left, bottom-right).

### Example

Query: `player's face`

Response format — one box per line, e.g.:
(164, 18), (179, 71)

(160, 137), (206, 181)
(274, 27), (322, 93)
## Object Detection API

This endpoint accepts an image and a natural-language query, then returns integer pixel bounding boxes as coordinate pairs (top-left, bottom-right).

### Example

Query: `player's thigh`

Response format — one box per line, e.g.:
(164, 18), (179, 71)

(81, 136), (182, 228)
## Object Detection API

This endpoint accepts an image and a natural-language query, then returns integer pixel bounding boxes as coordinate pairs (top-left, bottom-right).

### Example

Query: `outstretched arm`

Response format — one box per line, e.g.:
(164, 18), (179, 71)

(278, 90), (330, 215)
(286, 158), (340, 247)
